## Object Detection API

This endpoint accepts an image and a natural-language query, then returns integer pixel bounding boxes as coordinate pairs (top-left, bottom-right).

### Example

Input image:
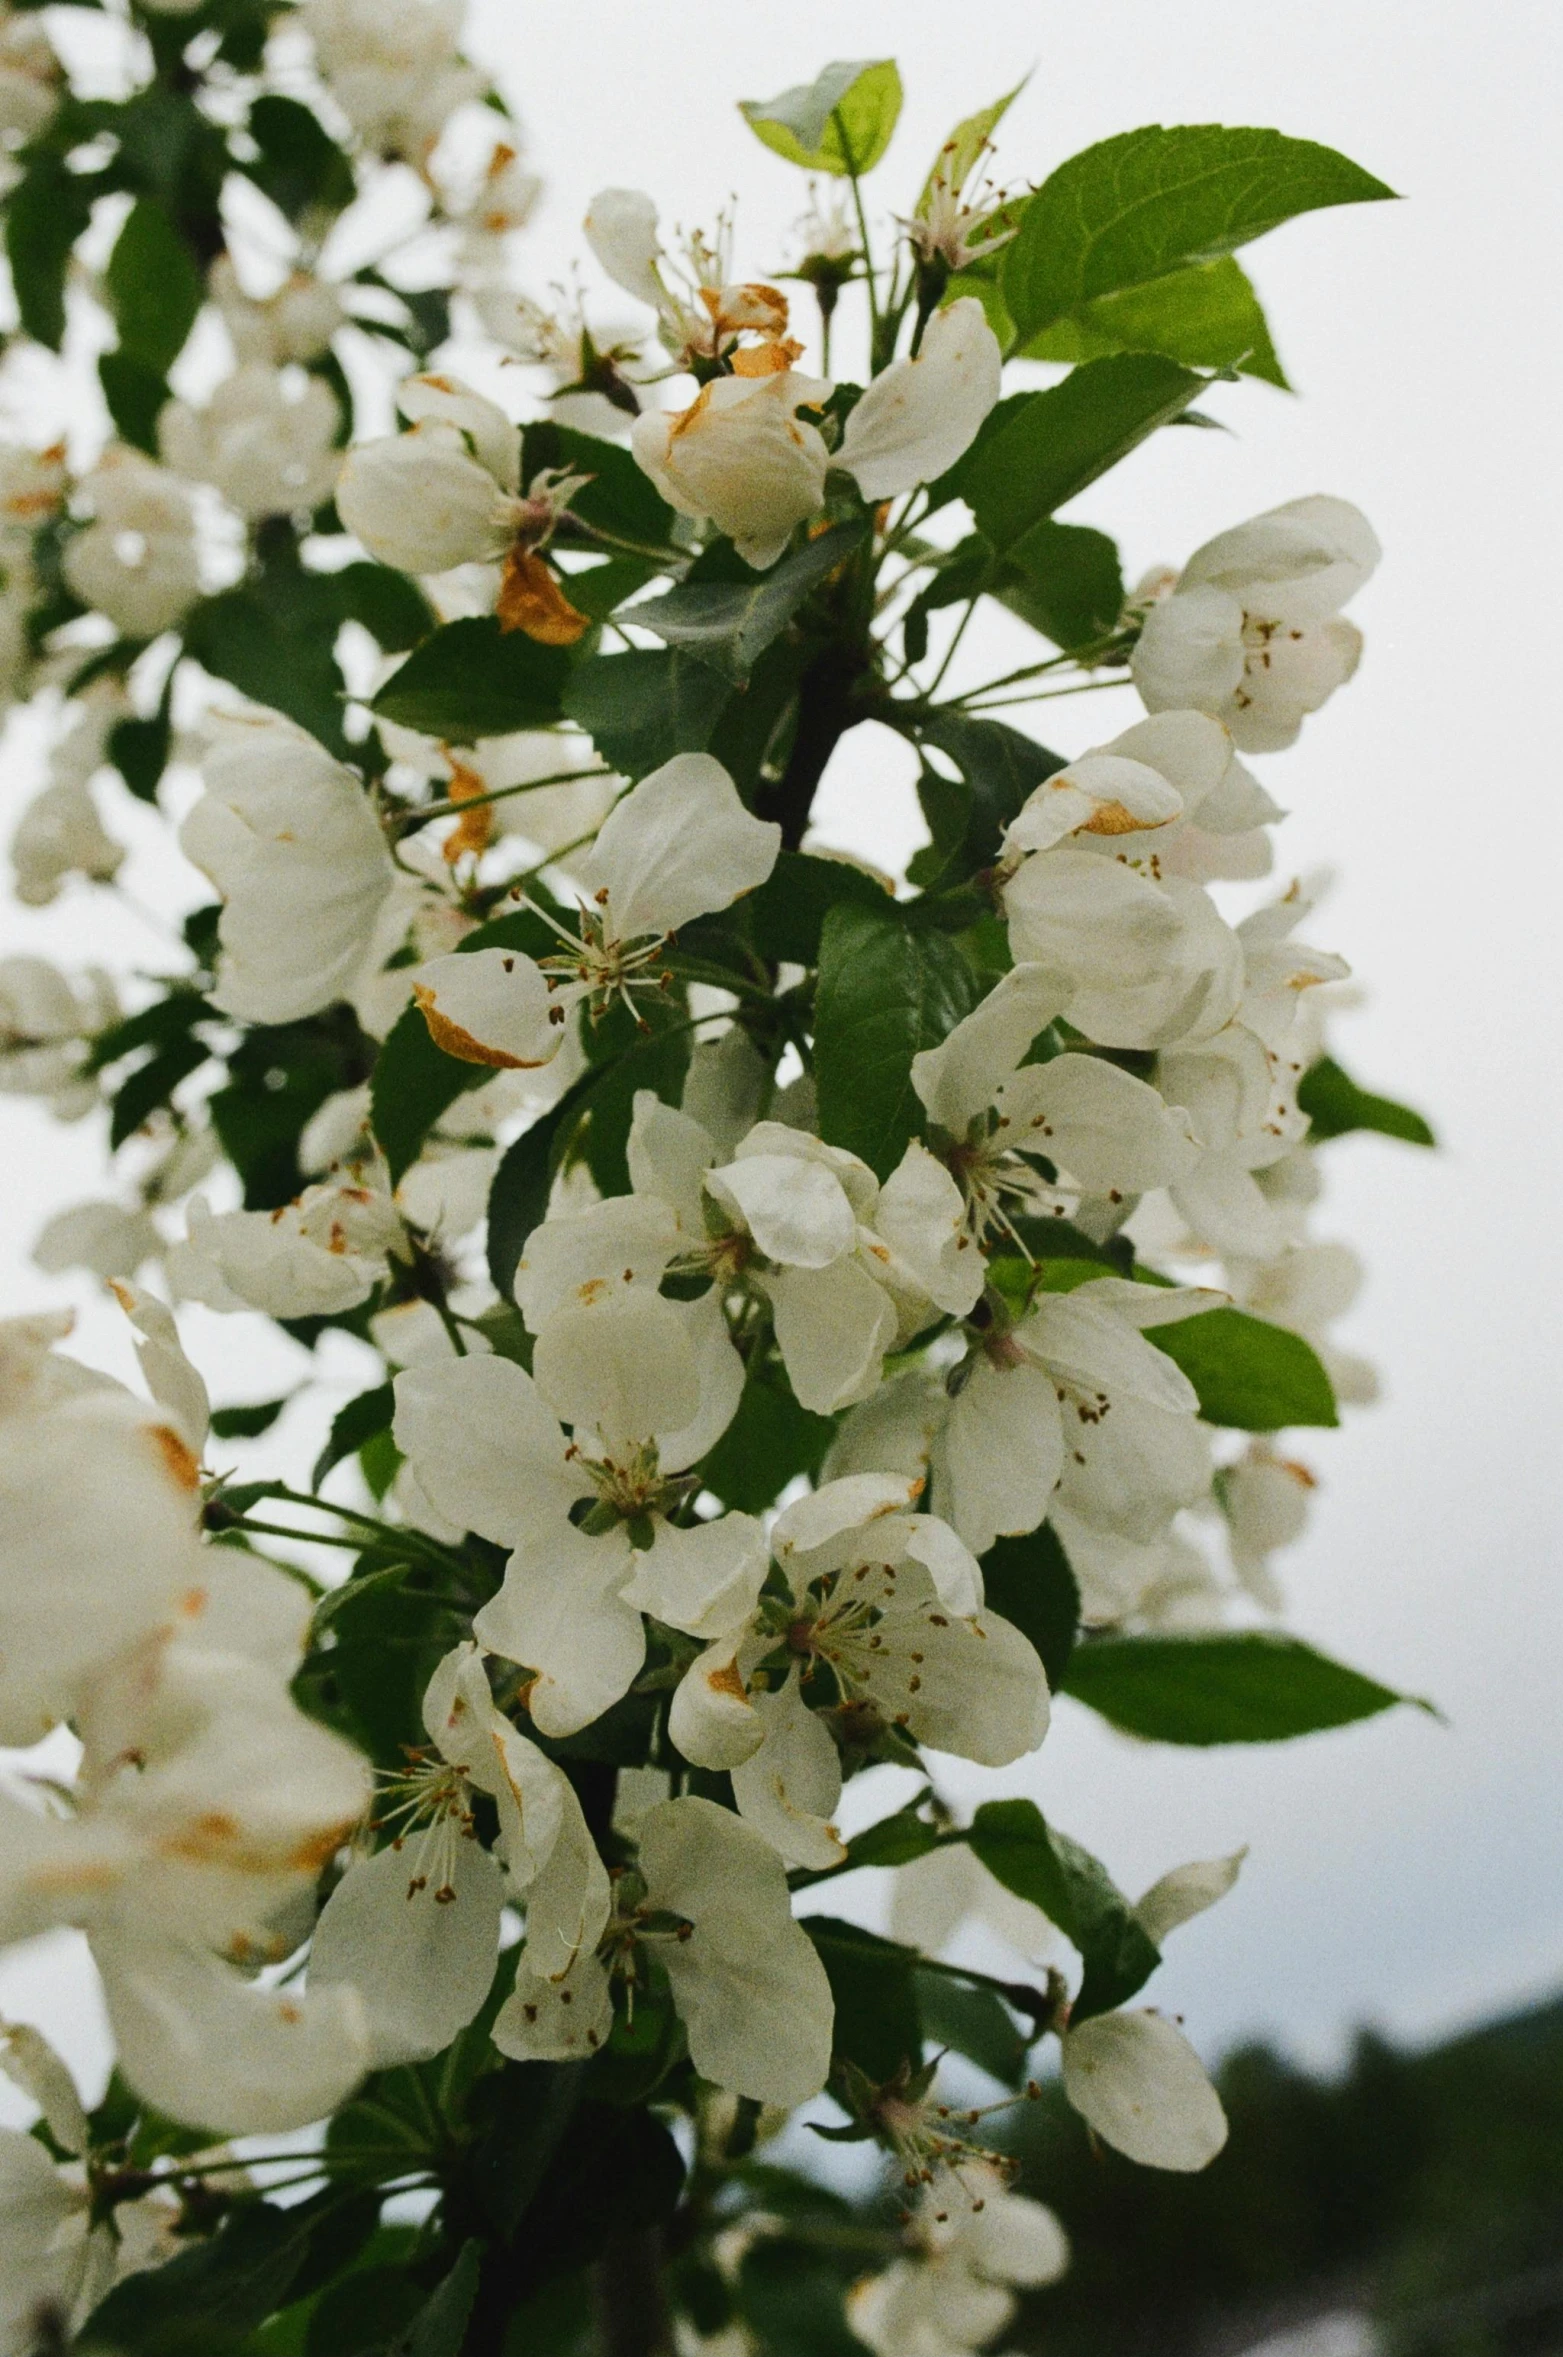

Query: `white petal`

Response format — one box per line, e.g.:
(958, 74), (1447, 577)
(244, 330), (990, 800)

(824, 1369), (946, 1492)
(1003, 850), (1181, 990)
(668, 1633), (764, 1771)
(583, 753), (780, 942)
(0, 2022), (89, 2155)
(493, 1950), (614, 2062)
(627, 1089), (713, 1234)
(1066, 1277), (1227, 1331)
(733, 1121), (880, 1217)
(911, 963), (1071, 1135)
(421, 1644), (565, 1888)
(1135, 1849), (1246, 1947)
(938, 1356), (1064, 1557)
(1026, 1293), (1199, 1411)
(729, 1672), (845, 1871)
(393, 1355), (585, 1545)
(639, 1798), (833, 2105)
(1178, 494), (1379, 624)
(996, 1054), (1198, 1193)
(902, 1513), (985, 1615)
(0, 2127), (87, 2341)
(97, 1930), (371, 2135)
(772, 1472), (926, 1567)
(310, 1835), (503, 2068)
(706, 1151), (857, 1268)
(1062, 2010), (1228, 2171)
(623, 1512), (769, 1639)
(875, 1143), (984, 1317)
(850, 1559), (1049, 1766)
(836, 299), (1002, 499)
(1005, 752), (1183, 856)
(531, 1289), (700, 1454)
(1171, 1154), (1288, 1258)
(109, 1282), (209, 1448)
(654, 1288), (745, 1473)
(411, 949), (560, 1070)
(1102, 711), (1236, 813)
(583, 187), (665, 311)
(1131, 584), (1246, 714)
(398, 372), (519, 491)
(513, 1193), (679, 1329)
(766, 1260), (898, 1414)
(473, 1524), (643, 1737)
(520, 1768), (611, 1981)
(1056, 1394), (1212, 1543)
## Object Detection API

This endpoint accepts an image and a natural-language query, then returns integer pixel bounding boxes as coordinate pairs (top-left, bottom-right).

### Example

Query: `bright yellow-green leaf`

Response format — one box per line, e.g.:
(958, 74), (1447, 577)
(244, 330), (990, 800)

(740, 59), (902, 176)
(1021, 256), (1289, 388)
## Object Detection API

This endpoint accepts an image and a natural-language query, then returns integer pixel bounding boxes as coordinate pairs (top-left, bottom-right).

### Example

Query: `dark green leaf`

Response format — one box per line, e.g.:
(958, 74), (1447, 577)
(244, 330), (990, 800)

(839, 1796), (941, 1872)
(966, 1799), (1161, 2019)
(740, 60), (903, 175)
(522, 418), (677, 551)
(208, 1009), (372, 1209)
(705, 632), (809, 802)
(632, 524), (863, 684)
(329, 560), (436, 652)
(294, 1559), (460, 1766)
(736, 2240), (864, 2357)
(1298, 1055), (1435, 1146)
(814, 900), (981, 1177)
(1150, 1306), (1338, 1431)
(958, 355), (1204, 549)
(563, 647), (731, 779)
(245, 93), (356, 222)
(209, 1397), (288, 1440)
(304, 2265), (425, 2356)
(109, 1033), (209, 1147)
(105, 199), (203, 373)
(998, 519), (1126, 650)
(1022, 254), (1288, 387)
(392, 2242), (481, 2357)
(559, 553), (658, 620)
(584, 1961), (688, 2105)
(744, 847), (890, 964)
(86, 989), (211, 1074)
(1063, 1630), (1420, 1745)
(84, 2191), (353, 2346)
(804, 1916), (923, 2079)
(109, 695), (173, 800)
(915, 1969), (1030, 2086)
(98, 348), (170, 456)
(5, 157), (92, 349)
(579, 991), (692, 1197)
(909, 710), (1066, 885)
(981, 1524), (1081, 1692)
(1002, 124), (1396, 343)
(700, 1361), (836, 1512)
(372, 618), (570, 741)
(313, 1383), (395, 1490)
(504, 2099), (686, 2284)
(184, 575), (348, 754)
(370, 1001), (490, 1189)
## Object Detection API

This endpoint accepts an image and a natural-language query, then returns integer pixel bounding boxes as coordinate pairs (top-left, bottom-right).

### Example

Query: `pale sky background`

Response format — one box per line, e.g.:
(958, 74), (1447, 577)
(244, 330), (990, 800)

(0, 0), (1559, 2109)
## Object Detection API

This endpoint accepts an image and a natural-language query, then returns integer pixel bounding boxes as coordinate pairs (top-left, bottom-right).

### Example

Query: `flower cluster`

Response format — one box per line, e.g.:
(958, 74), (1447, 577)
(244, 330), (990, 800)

(0, 28), (1423, 2355)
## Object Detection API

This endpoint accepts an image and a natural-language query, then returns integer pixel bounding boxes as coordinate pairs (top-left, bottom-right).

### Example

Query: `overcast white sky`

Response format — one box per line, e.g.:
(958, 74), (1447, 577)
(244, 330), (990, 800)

(1, 0), (1559, 2100)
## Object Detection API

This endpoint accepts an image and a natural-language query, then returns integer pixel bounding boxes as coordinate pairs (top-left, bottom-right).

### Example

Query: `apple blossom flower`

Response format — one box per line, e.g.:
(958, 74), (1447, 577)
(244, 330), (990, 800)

(849, 2161), (1068, 2357)
(632, 362), (834, 571)
(178, 706), (409, 1025)
(10, 772), (123, 905)
(585, 188), (794, 373)
(301, 0), (484, 162)
(669, 1475), (1048, 1867)
(395, 1307), (756, 1736)
(210, 257), (344, 367)
(312, 1643), (606, 2067)
(834, 298), (1003, 500)
(62, 449), (200, 638)
(1228, 1235), (1378, 1405)
(0, 8), (58, 147)
(337, 372), (525, 575)
(0, 956), (113, 1115)
(161, 366), (342, 519)
(1132, 495), (1380, 752)
(33, 1199), (161, 1284)
(169, 1172), (408, 1319)
(1060, 2008), (1228, 2170)
(1002, 847), (1243, 1054)
(494, 1795), (834, 2107)
(411, 752), (778, 1068)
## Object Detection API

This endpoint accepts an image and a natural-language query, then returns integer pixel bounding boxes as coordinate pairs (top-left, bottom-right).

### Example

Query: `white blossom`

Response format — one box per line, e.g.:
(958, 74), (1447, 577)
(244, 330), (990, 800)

(62, 450), (200, 638)
(302, 0), (484, 160)
(0, 957), (112, 1115)
(1132, 496), (1379, 751)
(337, 373), (523, 575)
(835, 298), (1002, 500)
(1061, 2008), (1228, 2170)
(210, 257), (344, 366)
(632, 363), (833, 570)
(850, 2162), (1068, 2357)
(169, 1173), (407, 1319)
(0, 9), (58, 146)
(161, 366), (342, 518)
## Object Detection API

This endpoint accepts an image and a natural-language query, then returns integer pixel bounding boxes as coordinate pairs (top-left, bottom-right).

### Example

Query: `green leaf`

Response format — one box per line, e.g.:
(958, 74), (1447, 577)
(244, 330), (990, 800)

(744, 847), (890, 965)
(579, 991), (692, 1197)
(1001, 123), (1396, 344)
(1062, 1630), (1420, 1745)
(312, 1383), (395, 1490)
(840, 1797), (941, 1872)
(1022, 255), (1288, 387)
(503, 2099), (687, 2285)
(329, 560), (436, 652)
(740, 60), (903, 176)
(632, 524), (862, 685)
(109, 685), (174, 801)
(804, 1916), (923, 2079)
(563, 647), (732, 779)
(393, 2242), (481, 2357)
(1150, 1306), (1338, 1431)
(84, 2191), (353, 2346)
(957, 355), (1204, 550)
(372, 617), (570, 742)
(208, 1009), (371, 1209)
(981, 1524), (1081, 1692)
(521, 418), (677, 551)
(105, 199), (203, 373)
(814, 901), (981, 1179)
(1298, 1055), (1436, 1146)
(906, 710), (1066, 888)
(6, 156), (92, 350)
(999, 519), (1126, 650)
(486, 1072), (595, 1301)
(109, 1033), (209, 1147)
(370, 1000), (490, 1189)
(209, 1397), (288, 1440)
(915, 1969), (1029, 2086)
(966, 1799), (1160, 2019)
(244, 93), (355, 222)
(700, 1361), (836, 1512)
(184, 572), (349, 754)
(98, 348), (170, 456)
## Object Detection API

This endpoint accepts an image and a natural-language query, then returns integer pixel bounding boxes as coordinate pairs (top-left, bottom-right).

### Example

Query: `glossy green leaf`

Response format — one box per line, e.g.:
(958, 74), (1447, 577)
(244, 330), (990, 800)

(1000, 519), (1126, 649)
(744, 847), (890, 965)
(740, 60), (903, 176)
(908, 710), (1067, 886)
(486, 1066), (597, 1300)
(915, 1969), (1030, 2086)
(105, 199), (203, 373)
(1299, 1055), (1436, 1146)
(1151, 1306), (1338, 1431)
(981, 1523), (1081, 1692)
(1023, 255), (1287, 387)
(1063, 1630), (1421, 1745)
(633, 524), (862, 684)
(313, 1383), (395, 1491)
(522, 417), (677, 551)
(966, 1799), (1161, 2019)
(563, 648), (731, 779)
(184, 571), (349, 754)
(369, 1000), (490, 1187)
(1002, 123), (1395, 343)
(5, 156), (91, 350)
(245, 93), (355, 222)
(804, 1916), (923, 2079)
(700, 1362), (836, 1512)
(958, 355), (1204, 549)
(329, 560), (436, 652)
(208, 1397), (288, 1440)
(109, 1032), (209, 1148)
(98, 349), (169, 456)
(396, 2242), (481, 2357)
(814, 901), (981, 1178)
(83, 2190), (357, 2346)
(372, 618), (570, 742)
